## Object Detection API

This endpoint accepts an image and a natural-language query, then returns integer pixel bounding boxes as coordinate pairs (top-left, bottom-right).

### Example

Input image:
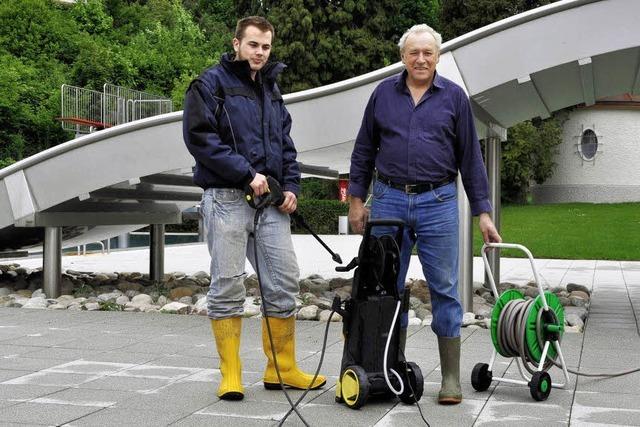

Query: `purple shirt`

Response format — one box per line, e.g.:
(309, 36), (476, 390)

(348, 70), (492, 216)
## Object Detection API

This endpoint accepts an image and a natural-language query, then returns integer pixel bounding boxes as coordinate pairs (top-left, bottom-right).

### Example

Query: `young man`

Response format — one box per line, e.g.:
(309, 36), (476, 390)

(183, 16), (325, 401)
(348, 24), (502, 404)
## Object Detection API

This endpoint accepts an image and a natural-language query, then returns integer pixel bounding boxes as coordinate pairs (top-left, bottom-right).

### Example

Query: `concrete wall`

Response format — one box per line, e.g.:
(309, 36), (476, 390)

(531, 108), (640, 203)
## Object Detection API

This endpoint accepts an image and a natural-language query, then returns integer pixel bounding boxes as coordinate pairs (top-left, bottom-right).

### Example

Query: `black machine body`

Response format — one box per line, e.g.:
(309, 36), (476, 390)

(333, 219), (424, 409)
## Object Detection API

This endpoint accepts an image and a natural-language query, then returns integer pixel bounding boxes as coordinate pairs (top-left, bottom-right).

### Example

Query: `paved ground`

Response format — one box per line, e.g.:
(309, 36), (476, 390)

(1, 241), (640, 426)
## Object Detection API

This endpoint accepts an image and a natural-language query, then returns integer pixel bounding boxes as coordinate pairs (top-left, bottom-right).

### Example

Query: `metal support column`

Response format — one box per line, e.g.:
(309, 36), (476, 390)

(457, 176), (473, 313)
(485, 125), (505, 288)
(118, 233), (129, 249)
(150, 224), (165, 283)
(43, 227), (62, 298)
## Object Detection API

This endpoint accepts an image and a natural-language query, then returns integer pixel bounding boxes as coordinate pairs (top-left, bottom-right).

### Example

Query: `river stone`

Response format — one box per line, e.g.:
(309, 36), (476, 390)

(569, 290), (589, 301)
(299, 276), (330, 294)
(414, 306), (431, 320)
(169, 287), (194, 301)
(318, 309), (342, 322)
(178, 296), (193, 305)
(408, 280), (430, 303)
(115, 295), (130, 305)
(329, 277), (352, 290)
(131, 294), (153, 307)
(565, 313), (584, 328)
(408, 317), (422, 326)
(569, 295), (587, 307)
(85, 302), (100, 311)
(307, 296), (332, 310)
(243, 298), (261, 317)
(117, 281), (145, 293)
(566, 283), (590, 296)
(462, 312), (476, 326)
(297, 305), (319, 320)
(194, 296), (207, 315)
(22, 297), (47, 309)
(564, 306), (588, 321)
(0, 287), (13, 297)
(161, 302), (190, 314)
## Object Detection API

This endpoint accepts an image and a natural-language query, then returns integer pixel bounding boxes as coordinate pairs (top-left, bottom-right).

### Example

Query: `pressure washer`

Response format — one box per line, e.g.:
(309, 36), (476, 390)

(331, 219), (425, 410)
(246, 179), (429, 425)
(473, 242), (640, 402)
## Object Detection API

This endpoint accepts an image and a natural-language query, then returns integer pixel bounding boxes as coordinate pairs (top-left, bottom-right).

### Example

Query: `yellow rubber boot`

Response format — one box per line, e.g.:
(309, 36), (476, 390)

(262, 316), (326, 390)
(211, 317), (244, 400)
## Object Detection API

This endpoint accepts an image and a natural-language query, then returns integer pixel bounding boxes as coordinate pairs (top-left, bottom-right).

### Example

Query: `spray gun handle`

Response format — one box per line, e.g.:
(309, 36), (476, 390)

(244, 176), (286, 209)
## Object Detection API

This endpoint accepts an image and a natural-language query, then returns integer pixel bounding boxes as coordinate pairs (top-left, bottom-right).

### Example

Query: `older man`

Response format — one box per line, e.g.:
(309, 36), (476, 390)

(183, 16), (325, 401)
(348, 24), (501, 404)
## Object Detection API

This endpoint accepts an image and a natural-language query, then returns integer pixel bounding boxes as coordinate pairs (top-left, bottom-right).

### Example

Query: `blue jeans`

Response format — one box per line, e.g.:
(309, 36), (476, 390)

(200, 188), (300, 319)
(370, 180), (462, 337)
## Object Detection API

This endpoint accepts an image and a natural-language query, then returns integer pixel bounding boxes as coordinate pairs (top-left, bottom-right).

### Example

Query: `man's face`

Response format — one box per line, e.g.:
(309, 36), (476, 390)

(401, 32), (440, 85)
(233, 25), (272, 74)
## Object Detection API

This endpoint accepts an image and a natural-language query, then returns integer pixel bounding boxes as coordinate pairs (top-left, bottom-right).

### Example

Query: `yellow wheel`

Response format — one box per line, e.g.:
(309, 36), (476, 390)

(340, 365), (369, 409)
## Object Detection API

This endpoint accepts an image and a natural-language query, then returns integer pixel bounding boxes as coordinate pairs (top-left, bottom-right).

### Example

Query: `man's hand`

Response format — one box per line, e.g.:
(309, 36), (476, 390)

(279, 191), (297, 214)
(479, 212), (502, 244)
(249, 173), (269, 196)
(348, 197), (369, 234)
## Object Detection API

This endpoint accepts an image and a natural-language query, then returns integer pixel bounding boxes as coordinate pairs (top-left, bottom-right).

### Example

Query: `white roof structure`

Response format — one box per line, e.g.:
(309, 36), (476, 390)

(1, 0), (639, 249)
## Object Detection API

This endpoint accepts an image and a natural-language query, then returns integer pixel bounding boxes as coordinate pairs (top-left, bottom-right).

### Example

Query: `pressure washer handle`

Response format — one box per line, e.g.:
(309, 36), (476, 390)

(363, 218), (405, 248)
(244, 176), (285, 210)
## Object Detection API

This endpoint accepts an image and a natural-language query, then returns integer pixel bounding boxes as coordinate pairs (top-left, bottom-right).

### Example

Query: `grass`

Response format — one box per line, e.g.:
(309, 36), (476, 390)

(472, 203), (640, 260)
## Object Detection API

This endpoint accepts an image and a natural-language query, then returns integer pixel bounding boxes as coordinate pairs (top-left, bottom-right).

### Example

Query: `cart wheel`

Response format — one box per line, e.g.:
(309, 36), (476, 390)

(340, 365), (369, 409)
(471, 363), (493, 392)
(398, 361), (424, 404)
(529, 371), (552, 401)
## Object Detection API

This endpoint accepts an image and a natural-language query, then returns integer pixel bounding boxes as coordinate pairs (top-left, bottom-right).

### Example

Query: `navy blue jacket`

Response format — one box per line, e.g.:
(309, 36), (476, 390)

(183, 53), (300, 195)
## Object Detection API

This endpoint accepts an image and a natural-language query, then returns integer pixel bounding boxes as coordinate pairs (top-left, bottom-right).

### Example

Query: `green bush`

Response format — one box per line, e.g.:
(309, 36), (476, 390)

(293, 199), (349, 234)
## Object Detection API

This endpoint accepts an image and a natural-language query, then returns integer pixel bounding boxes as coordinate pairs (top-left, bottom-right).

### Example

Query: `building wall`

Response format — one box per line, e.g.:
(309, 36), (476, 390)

(531, 108), (640, 203)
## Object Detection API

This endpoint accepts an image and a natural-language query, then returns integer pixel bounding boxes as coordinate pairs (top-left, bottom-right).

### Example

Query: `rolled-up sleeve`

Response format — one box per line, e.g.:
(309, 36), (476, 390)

(348, 92), (379, 200)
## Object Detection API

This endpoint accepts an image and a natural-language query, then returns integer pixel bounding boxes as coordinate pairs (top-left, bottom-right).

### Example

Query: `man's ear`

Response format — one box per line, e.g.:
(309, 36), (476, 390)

(232, 38), (240, 54)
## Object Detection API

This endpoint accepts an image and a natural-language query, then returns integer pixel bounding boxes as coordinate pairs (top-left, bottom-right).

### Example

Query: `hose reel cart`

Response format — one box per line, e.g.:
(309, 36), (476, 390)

(472, 243), (570, 401)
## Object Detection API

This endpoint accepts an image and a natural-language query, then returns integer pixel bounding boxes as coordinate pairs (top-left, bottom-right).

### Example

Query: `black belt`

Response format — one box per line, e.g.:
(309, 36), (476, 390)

(377, 174), (454, 195)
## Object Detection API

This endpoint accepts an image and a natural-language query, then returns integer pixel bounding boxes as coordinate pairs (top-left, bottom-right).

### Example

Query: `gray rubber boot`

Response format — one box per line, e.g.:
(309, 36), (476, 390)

(437, 336), (462, 404)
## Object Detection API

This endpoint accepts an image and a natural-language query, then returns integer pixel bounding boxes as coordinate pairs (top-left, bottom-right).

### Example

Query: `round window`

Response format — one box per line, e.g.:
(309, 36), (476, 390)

(580, 129), (598, 160)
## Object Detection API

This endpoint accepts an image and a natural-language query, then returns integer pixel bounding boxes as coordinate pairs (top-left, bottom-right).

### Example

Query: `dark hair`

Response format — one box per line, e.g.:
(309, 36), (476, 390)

(235, 16), (275, 41)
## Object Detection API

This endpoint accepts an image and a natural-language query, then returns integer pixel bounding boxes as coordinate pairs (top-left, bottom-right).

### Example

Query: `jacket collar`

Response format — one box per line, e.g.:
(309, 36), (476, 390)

(220, 52), (286, 84)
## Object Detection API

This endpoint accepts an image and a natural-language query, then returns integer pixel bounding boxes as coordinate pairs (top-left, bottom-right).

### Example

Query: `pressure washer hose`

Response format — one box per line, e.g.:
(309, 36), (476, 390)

(383, 300), (405, 395)
(251, 209), (335, 427)
(496, 298), (640, 377)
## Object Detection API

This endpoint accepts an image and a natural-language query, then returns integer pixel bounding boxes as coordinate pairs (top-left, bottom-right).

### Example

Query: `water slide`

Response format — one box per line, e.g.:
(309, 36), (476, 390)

(1, 0), (638, 250)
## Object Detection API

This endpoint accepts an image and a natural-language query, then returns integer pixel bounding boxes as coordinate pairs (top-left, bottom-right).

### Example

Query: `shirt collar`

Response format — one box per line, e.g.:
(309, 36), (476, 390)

(394, 69), (444, 92)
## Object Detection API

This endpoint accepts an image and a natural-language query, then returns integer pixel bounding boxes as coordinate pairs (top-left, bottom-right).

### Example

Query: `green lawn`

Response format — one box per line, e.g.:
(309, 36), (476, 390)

(472, 203), (640, 260)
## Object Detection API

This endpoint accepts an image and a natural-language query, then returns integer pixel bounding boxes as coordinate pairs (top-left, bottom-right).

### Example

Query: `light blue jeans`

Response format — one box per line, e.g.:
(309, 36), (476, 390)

(200, 188), (300, 319)
(370, 180), (462, 337)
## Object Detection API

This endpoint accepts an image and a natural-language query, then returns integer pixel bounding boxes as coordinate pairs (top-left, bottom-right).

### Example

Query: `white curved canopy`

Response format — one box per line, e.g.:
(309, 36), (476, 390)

(1, 0), (638, 249)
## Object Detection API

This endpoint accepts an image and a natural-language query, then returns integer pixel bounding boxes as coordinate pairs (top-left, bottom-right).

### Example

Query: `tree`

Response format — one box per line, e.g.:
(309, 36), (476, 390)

(500, 113), (566, 204)
(439, 0), (557, 41)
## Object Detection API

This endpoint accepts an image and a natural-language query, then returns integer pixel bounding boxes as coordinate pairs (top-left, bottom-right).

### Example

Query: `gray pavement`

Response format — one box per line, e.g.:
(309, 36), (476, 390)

(1, 242), (640, 426)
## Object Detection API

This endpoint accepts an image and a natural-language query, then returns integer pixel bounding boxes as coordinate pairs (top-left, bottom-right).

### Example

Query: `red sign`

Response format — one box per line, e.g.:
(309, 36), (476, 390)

(338, 179), (348, 202)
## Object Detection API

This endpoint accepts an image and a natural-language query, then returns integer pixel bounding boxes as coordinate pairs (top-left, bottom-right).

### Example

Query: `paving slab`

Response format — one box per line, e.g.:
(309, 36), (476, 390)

(1, 255), (640, 425)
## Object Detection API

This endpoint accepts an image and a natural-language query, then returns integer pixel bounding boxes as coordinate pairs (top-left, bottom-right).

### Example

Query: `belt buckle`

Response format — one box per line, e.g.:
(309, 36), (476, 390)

(405, 184), (418, 194)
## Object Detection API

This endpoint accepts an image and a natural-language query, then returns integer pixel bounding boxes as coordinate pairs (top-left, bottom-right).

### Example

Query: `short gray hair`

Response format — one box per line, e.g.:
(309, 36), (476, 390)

(397, 24), (442, 53)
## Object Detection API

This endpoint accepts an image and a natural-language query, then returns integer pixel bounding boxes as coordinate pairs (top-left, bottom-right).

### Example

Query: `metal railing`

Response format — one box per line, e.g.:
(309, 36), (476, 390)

(60, 83), (172, 134)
